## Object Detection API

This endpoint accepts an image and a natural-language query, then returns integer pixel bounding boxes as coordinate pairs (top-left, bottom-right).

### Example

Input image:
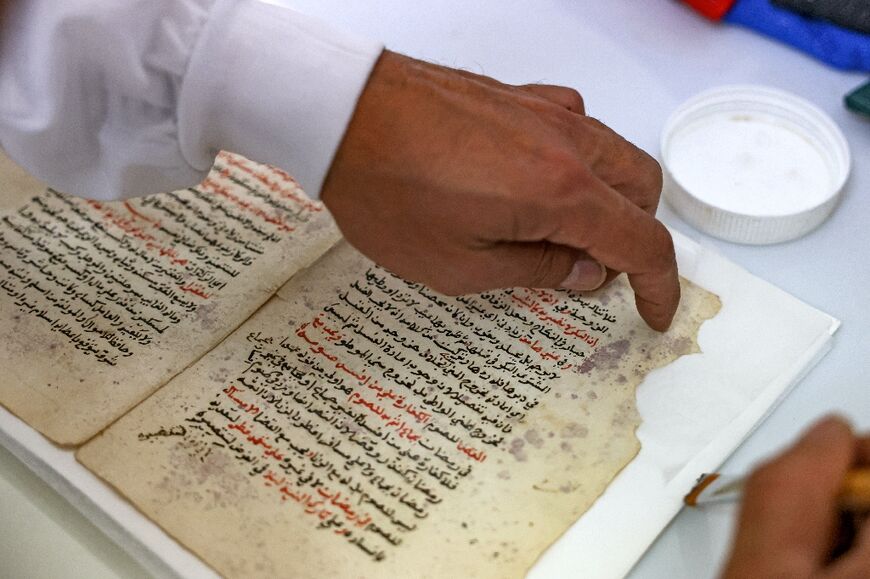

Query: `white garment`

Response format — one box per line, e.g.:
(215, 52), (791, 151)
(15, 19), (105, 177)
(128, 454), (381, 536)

(0, 0), (383, 200)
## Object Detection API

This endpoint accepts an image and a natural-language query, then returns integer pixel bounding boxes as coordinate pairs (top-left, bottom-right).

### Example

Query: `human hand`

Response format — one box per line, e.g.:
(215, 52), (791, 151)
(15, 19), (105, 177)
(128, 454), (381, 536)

(722, 416), (870, 579)
(321, 51), (678, 331)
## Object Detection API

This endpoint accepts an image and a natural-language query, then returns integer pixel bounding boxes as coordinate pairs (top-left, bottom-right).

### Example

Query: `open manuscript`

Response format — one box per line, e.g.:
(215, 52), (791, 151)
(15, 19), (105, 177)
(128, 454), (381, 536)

(0, 153), (720, 578)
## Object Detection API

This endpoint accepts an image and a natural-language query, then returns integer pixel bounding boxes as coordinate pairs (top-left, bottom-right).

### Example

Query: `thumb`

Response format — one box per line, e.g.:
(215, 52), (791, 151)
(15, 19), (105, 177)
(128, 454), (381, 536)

(446, 241), (605, 294)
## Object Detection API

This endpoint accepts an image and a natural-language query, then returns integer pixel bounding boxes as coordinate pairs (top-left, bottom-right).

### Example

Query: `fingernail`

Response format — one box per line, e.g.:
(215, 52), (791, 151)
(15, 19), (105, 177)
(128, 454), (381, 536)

(804, 415), (851, 443)
(560, 259), (606, 291)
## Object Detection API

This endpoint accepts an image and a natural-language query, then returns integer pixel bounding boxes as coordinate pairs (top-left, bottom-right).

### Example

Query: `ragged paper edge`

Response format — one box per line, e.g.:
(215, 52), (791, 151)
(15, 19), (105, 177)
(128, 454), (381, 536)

(522, 277), (722, 576)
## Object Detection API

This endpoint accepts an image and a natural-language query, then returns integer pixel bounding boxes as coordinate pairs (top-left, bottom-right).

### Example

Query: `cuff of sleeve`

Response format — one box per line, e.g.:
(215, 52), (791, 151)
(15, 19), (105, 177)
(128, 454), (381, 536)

(179, 0), (383, 197)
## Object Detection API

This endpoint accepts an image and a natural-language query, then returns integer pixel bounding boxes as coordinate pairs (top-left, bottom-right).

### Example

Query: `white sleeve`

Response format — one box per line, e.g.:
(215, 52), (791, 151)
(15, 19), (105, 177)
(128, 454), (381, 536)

(0, 0), (382, 200)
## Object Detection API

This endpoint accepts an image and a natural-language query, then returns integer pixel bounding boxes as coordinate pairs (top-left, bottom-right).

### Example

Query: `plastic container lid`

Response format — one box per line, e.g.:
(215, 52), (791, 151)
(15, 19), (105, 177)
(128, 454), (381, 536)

(661, 85), (851, 245)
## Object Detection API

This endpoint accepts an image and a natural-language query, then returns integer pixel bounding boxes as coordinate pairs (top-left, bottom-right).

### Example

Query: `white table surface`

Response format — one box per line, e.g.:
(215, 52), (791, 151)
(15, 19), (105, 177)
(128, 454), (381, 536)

(2, 1), (868, 577)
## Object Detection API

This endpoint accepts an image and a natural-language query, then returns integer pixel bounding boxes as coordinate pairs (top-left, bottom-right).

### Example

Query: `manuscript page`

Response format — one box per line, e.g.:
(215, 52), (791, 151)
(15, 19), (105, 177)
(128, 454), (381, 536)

(0, 154), (46, 214)
(0, 153), (339, 444)
(78, 242), (720, 578)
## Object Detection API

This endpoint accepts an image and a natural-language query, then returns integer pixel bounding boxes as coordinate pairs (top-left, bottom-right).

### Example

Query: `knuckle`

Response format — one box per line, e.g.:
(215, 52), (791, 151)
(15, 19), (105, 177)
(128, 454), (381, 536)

(609, 141), (663, 206)
(562, 87), (585, 112)
(578, 117), (663, 204)
(541, 150), (595, 202)
(649, 222), (676, 266)
(582, 116), (608, 132)
(639, 154), (664, 203)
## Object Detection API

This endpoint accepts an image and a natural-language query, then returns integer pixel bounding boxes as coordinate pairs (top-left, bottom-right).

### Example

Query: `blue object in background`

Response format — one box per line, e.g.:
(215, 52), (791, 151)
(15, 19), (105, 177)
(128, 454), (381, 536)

(724, 0), (870, 72)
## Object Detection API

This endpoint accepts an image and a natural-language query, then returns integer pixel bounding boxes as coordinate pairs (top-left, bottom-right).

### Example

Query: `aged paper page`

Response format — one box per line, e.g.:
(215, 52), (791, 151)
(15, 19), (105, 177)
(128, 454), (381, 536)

(0, 153), (339, 444)
(78, 242), (720, 578)
(0, 154), (46, 214)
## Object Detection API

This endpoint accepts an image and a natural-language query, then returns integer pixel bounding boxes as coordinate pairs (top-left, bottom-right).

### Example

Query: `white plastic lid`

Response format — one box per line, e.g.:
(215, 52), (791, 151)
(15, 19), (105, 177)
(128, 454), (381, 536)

(661, 85), (851, 245)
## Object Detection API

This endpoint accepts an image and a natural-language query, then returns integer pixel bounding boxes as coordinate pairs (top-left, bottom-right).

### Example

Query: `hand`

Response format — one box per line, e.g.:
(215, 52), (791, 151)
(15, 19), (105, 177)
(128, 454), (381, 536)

(321, 51), (679, 331)
(722, 416), (870, 579)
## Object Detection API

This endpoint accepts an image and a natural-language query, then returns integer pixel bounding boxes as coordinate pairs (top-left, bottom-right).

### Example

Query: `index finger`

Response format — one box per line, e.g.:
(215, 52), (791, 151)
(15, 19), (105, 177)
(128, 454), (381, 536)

(581, 117), (664, 215)
(548, 173), (679, 331)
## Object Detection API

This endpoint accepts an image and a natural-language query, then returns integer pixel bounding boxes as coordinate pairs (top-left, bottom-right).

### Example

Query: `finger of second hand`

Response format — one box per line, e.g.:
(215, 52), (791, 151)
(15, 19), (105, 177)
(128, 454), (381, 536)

(857, 436), (870, 464)
(729, 418), (855, 575)
(824, 513), (870, 579)
(547, 176), (679, 331)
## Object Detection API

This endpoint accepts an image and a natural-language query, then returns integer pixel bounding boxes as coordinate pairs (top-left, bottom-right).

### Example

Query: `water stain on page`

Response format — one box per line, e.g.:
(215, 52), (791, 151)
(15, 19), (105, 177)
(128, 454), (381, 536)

(578, 339), (630, 373)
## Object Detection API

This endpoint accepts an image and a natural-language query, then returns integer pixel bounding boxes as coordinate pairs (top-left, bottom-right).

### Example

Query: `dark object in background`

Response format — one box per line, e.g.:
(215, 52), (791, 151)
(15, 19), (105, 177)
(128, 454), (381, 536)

(681, 0), (870, 71)
(845, 80), (870, 116)
(722, 0), (870, 71)
(772, 0), (870, 35)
